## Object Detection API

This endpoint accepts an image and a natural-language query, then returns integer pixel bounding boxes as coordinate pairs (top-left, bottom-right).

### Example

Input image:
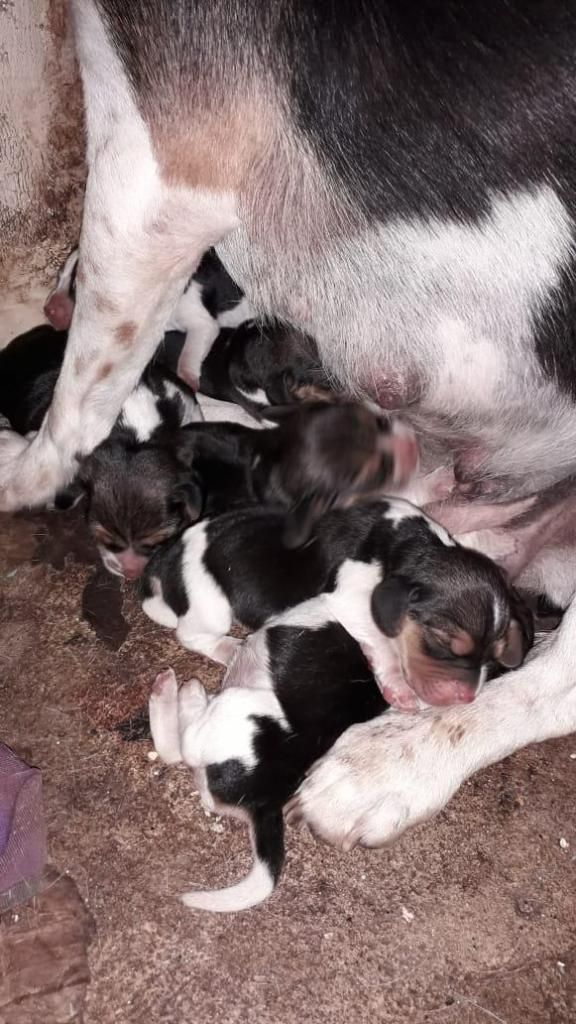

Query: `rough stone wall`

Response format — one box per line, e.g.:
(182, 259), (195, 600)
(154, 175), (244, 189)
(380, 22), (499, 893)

(0, 0), (85, 343)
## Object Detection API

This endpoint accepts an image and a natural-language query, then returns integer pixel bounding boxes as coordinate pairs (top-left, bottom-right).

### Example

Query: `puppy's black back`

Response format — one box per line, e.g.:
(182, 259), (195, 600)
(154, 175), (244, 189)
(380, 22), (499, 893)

(208, 623), (386, 811)
(203, 504), (384, 629)
(176, 421), (260, 514)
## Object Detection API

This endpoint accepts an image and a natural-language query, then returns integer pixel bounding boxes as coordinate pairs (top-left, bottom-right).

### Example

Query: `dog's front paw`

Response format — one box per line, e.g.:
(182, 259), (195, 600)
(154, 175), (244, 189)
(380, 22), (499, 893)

(287, 710), (470, 850)
(0, 429), (66, 512)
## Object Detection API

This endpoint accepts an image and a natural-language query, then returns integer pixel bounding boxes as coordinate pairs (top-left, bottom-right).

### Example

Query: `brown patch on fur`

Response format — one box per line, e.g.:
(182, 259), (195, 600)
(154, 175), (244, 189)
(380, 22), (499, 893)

(115, 321), (138, 347)
(74, 353), (89, 376)
(447, 723), (467, 746)
(292, 384), (337, 404)
(152, 94), (273, 191)
(94, 293), (116, 315)
(138, 529), (177, 549)
(95, 361), (114, 382)
(431, 627), (475, 657)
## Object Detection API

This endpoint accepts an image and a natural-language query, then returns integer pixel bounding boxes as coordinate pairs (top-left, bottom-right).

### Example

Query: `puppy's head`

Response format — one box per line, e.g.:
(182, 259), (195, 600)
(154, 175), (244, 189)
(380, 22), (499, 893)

(371, 531), (533, 706)
(261, 402), (419, 546)
(81, 441), (201, 579)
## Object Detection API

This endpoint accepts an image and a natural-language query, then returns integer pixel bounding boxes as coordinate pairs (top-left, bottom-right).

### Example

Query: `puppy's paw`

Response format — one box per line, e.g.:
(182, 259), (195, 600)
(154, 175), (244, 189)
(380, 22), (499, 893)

(287, 710), (470, 850)
(152, 667), (179, 699)
(179, 677), (208, 707)
(149, 668), (181, 764)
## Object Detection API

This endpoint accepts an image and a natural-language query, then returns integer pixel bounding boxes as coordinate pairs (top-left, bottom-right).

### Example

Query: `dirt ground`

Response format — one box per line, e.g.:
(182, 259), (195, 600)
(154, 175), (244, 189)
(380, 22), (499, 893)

(1, 505), (575, 1024)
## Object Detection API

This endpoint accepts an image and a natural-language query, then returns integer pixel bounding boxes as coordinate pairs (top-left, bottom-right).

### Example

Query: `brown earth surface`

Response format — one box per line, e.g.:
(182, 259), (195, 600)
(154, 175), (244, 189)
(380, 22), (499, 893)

(0, 506), (575, 1024)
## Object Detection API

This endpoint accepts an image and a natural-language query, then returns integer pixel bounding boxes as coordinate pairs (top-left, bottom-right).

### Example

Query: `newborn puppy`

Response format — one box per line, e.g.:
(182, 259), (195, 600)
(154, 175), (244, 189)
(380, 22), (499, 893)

(177, 399), (418, 547)
(0, 324), (202, 577)
(44, 246), (254, 388)
(149, 617), (386, 912)
(0, 324), (198, 440)
(254, 401), (418, 546)
(149, 510), (533, 912)
(142, 497), (533, 705)
(198, 320), (333, 415)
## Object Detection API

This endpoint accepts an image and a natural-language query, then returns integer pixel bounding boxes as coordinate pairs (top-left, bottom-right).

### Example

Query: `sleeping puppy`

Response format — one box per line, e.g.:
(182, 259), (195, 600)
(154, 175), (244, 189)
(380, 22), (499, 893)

(44, 246), (254, 388)
(0, 323), (199, 440)
(149, 511), (533, 913)
(198, 320), (334, 416)
(0, 324), (263, 579)
(73, 392), (269, 579)
(142, 497), (533, 705)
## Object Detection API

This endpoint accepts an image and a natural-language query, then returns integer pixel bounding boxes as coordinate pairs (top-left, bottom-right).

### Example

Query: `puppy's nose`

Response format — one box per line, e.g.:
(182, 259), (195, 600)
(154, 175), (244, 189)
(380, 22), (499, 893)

(379, 420), (419, 486)
(116, 550), (149, 581)
(122, 566), (144, 581)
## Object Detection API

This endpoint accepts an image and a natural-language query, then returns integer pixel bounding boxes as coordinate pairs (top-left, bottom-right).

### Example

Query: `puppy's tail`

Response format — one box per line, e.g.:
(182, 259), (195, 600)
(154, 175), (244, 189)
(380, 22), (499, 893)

(181, 808), (284, 913)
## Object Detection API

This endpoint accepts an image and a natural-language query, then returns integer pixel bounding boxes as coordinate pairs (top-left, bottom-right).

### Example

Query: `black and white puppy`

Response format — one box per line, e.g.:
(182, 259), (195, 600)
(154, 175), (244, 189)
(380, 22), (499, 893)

(142, 498), (532, 705)
(0, 324), (264, 579)
(198, 319), (334, 415)
(149, 509), (533, 912)
(44, 246), (254, 389)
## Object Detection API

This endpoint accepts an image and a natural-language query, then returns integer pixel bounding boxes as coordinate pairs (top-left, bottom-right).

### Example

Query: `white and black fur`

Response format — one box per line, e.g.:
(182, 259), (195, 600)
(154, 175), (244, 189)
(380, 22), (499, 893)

(149, 507), (532, 912)
(142, 498), (532, 706)
(0, 323), (260, 577)
(149, 614), (386, 912)
(198, 319), (334, 416)
(44, 246), (254, 389)
(5, 0), (576, 852)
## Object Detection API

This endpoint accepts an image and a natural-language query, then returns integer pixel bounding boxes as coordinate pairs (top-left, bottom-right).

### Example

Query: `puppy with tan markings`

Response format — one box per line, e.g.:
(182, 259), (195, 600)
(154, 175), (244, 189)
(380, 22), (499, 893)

(198, 319), (332, 416)
(149, 508), (532, 912)
(143, 497), (532, 704)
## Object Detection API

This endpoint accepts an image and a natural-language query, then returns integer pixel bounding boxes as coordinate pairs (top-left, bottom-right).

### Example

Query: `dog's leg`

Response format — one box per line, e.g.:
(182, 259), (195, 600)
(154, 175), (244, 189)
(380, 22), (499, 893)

(287, 599), (576, 849)
(149, 669), (182, 765)
(0, 2), (237, 511)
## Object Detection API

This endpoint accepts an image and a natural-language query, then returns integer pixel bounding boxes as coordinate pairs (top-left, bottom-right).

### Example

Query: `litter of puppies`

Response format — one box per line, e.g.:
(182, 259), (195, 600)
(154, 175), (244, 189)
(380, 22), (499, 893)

(0, 249), (535, 911)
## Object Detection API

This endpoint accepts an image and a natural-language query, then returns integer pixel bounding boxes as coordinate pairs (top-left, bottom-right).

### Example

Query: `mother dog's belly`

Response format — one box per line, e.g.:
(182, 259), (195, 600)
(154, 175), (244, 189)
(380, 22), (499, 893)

(219, 185), (576, 494)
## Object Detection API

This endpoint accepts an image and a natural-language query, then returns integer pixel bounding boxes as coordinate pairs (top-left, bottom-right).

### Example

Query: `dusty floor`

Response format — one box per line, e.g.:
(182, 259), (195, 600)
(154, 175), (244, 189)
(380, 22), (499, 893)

(1, 506), (575, 1024)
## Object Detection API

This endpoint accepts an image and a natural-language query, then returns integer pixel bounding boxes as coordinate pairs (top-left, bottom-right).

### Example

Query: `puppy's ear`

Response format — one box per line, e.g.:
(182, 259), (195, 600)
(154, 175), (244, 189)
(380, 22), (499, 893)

(495, 591), (534, 669)
(171, 475), (203, 525)
(371, 575), (414, 637)
(282, 492), (334, 548)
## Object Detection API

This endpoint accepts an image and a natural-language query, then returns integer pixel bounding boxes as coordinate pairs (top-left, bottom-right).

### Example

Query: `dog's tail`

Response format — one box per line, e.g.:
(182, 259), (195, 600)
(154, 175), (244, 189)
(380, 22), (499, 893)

(181, 807), (284, 913)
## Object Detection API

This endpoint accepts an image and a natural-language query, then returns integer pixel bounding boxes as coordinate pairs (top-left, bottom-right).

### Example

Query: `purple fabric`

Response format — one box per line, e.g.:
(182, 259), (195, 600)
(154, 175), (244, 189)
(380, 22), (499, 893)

(0, 743), (47, 908)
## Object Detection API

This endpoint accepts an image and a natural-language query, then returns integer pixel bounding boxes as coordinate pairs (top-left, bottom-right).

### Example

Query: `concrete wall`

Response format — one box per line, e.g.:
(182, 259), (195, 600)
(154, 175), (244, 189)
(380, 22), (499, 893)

(0, 0), (85, 342)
